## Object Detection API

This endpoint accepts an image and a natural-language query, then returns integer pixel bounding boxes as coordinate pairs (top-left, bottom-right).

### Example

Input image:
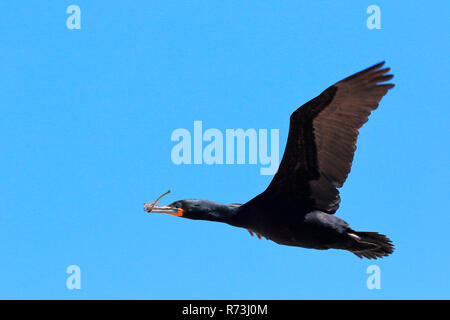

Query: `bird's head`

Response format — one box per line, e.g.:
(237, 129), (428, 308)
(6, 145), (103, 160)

(147, 199), (238, 223)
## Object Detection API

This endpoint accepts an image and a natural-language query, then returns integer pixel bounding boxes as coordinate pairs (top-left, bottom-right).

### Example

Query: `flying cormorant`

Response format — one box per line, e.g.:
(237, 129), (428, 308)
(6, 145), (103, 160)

(146, 62), (395, 259)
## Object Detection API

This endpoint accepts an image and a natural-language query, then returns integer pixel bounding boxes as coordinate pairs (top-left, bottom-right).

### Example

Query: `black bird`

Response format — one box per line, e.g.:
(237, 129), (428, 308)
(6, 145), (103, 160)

(147, 62), (395, 259)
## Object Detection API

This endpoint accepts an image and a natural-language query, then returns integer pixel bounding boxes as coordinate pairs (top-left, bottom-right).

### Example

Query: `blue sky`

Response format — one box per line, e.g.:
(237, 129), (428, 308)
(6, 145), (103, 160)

(0, 1), (448, 299)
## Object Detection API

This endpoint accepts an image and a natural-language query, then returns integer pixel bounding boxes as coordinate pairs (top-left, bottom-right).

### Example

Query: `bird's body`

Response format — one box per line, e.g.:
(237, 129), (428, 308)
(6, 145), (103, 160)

(235, 193), (349, 250)
(147, 62), (395, 259)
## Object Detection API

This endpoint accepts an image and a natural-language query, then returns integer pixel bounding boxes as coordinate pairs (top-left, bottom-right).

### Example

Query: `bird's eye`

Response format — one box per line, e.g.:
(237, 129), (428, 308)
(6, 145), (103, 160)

(175, 203), (182, 208)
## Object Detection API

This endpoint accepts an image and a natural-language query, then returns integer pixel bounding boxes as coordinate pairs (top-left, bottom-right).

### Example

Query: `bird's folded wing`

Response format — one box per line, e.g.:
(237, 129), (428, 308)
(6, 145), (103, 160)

(266, 62), (394, 214)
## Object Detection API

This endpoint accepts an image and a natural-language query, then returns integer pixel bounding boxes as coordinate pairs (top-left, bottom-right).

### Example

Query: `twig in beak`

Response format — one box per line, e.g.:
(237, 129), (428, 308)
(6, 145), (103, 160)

(144, 190), (171, 213)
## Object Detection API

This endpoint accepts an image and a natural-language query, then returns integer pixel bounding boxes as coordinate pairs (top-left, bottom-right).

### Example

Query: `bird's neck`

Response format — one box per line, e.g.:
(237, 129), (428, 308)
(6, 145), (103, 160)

(197, 203), (241, 225)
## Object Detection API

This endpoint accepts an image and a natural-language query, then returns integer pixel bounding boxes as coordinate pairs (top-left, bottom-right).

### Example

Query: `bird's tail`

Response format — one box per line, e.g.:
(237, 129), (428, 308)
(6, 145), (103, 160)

(347, 231), (394, 259)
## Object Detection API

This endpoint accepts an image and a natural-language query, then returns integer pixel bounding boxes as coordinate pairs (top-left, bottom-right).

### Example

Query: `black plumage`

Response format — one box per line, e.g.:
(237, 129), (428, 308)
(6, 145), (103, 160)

(147, 62), (395, 259)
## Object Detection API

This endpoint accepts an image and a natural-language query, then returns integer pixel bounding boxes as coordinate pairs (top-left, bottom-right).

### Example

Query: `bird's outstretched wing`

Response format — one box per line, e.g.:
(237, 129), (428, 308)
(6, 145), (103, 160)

(265, 62), (394, 214)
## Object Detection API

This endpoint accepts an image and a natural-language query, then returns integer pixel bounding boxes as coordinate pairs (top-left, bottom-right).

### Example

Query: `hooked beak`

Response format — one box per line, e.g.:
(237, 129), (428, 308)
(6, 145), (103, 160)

(144, 204), (183, 217)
